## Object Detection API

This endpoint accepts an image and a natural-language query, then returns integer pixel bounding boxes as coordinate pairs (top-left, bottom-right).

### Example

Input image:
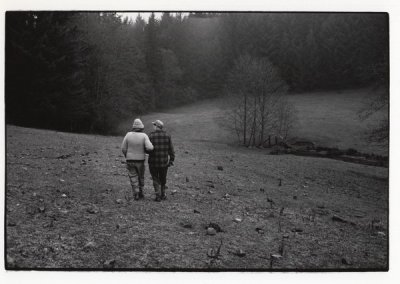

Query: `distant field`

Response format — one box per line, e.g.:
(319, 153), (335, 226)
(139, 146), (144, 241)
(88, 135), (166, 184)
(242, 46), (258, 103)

(287, 89), (387, 156)
(118, 89), (387, 156)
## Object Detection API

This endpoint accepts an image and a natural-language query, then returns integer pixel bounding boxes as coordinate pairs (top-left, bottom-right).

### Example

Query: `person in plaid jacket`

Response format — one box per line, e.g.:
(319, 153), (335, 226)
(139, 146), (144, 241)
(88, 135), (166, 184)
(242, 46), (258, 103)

(148, 120), (175, 202)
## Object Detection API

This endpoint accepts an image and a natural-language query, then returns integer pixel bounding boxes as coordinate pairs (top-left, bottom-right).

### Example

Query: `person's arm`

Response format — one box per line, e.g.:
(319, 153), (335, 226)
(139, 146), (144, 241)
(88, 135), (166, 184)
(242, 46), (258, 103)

(168, 135), (175, 163)
(144, 134), (154, 152)
(121, 135), (128, 158)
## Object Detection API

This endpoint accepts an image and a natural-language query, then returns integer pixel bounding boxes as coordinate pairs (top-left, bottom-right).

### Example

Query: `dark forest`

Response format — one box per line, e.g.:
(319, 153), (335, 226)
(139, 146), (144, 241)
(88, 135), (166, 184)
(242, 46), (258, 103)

(5, 12), (388, 134)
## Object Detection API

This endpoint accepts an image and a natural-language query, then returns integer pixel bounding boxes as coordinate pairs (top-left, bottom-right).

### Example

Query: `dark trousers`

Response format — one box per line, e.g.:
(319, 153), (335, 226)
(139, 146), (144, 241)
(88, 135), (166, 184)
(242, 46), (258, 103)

(149, 166), (168, 196)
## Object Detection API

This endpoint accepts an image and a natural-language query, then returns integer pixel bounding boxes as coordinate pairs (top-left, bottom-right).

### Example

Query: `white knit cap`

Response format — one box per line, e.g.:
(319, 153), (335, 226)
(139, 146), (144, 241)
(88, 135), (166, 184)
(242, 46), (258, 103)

(132, 118), (144, 129)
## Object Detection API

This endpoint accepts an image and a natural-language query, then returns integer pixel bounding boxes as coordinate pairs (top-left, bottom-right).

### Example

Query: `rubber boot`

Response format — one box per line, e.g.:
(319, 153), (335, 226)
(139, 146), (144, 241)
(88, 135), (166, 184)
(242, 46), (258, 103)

(138, 187), (144, 199)
(153, 183), (161, 202)
(161, 185), (167, 200)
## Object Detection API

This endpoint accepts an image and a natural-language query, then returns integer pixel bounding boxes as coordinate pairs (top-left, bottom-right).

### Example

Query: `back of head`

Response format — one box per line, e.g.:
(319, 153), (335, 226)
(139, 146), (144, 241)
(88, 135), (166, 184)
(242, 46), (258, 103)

(152, 119), (164, 130)
(132, 118), (144, 131)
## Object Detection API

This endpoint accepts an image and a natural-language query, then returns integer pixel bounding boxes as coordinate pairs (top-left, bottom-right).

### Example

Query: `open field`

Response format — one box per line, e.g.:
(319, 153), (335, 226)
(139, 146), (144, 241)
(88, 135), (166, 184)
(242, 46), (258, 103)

(5, 90), (388, 270)
(287, 89), (387, 156)
(116, 89), (387, 156)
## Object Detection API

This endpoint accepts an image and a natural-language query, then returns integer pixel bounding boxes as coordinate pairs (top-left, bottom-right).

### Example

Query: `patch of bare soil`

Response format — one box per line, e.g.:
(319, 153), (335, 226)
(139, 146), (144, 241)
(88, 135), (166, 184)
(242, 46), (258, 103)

(5, 125), (388, 270)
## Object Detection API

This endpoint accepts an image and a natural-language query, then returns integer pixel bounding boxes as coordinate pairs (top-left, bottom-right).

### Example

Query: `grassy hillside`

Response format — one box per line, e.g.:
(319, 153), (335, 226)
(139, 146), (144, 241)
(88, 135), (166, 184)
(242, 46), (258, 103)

(117, 89), (387, 156)
(287, 89), (387, 156)
(5, 89), (388, 270)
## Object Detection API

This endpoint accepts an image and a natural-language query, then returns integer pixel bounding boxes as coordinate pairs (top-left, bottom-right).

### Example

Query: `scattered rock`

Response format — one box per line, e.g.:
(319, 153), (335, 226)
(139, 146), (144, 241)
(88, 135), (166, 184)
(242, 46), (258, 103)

(43, 220), (54, 228)
(186, 177), (190, 182)
(207, 190), (214, 194)
(217, 166), (223, 171)
(103, 259), (116, 269)
(57, 154), (73, 159)
(116, 199), (123, 204)
(171, 190), (177, 195)
(83, 241), (96, 252)
(267, 198), (274, 203)
(223, 193), (230, 199)
(293, 195), (297, 200)
(59, 179), (65, 183)
(61, 194), (67, 198)
(377, 231), (386, 237)
(208, 222), (223, 232)
(315, 208), (329, 216)
(255, 227), (264, 234)
(271, 254), (283, 259)
(38, 206), (45, 213)
(260, 188), (265, 192)
(194, 209), (201, 214)
(7, 220), (17, 227)
(291, 228), (303, 233)
(207, 183), (215, 188)
(181, 222), (193, 229)
(206, 227), (217, 236)
(22, 167), (28, 171)
(233, 249), (246, 257)
(233, 218), (242, 223)
(283, 233), (290, 238)
(317, 204), (325, 209)
(87, 206), (99, 214)
(341, 258), (352, 265)
(332, 215), (348, 223)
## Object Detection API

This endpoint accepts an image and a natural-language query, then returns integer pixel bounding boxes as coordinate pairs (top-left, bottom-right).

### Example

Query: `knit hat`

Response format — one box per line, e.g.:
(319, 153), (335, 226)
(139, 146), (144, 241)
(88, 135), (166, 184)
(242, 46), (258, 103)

(152, 120), (164, 129)
(132, 118), (144, 129)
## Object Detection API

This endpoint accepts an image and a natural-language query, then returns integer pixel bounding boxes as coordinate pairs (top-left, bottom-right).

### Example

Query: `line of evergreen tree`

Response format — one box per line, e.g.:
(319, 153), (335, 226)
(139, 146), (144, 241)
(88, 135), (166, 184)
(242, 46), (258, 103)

(5, 12), (388, 134)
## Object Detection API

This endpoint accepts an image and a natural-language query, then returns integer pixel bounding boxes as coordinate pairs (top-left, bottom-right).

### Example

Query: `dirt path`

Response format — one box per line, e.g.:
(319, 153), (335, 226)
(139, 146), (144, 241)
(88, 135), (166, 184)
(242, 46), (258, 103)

(6, 122), (388, 270)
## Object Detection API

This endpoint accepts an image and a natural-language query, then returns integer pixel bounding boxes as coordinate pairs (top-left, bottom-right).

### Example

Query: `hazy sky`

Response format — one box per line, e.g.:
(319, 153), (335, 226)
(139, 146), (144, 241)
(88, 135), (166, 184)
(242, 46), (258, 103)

(118, 12), (162, 23)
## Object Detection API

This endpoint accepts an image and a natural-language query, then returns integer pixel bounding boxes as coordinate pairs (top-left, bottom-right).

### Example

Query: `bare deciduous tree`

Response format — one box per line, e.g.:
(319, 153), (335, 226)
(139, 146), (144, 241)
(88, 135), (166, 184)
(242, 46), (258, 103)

(226, 54), (296, 147)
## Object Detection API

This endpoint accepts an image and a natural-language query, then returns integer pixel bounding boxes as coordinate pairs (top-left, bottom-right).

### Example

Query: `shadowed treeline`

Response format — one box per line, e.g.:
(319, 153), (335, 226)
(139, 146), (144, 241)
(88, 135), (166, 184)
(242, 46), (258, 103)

(5, 12), (388, 134)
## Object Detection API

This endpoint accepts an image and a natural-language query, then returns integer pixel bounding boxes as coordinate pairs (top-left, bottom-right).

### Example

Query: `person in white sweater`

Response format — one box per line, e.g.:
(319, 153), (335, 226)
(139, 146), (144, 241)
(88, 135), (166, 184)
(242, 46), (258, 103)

(121, 118), (154, 200)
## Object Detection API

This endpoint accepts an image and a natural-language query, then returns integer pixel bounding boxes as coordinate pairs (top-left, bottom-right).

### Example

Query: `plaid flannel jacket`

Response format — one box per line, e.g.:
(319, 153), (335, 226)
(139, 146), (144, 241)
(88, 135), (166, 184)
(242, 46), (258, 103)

(148, 129), (175, 167)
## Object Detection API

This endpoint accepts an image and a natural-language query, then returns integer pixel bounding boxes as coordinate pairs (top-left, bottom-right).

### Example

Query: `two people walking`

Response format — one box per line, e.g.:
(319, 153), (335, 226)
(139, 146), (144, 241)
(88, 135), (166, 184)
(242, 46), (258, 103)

(121, 118), (175, 202)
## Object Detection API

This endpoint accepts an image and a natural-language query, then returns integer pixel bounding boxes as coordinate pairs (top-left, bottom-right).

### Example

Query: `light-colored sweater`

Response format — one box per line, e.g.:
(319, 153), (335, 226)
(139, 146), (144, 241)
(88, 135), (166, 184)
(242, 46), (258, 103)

(121, 132), (154, 160)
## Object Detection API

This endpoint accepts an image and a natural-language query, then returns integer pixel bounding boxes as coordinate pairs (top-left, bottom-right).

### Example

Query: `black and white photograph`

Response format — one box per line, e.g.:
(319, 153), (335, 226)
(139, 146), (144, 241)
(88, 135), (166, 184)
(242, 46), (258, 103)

(2, 0), (395, 276)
